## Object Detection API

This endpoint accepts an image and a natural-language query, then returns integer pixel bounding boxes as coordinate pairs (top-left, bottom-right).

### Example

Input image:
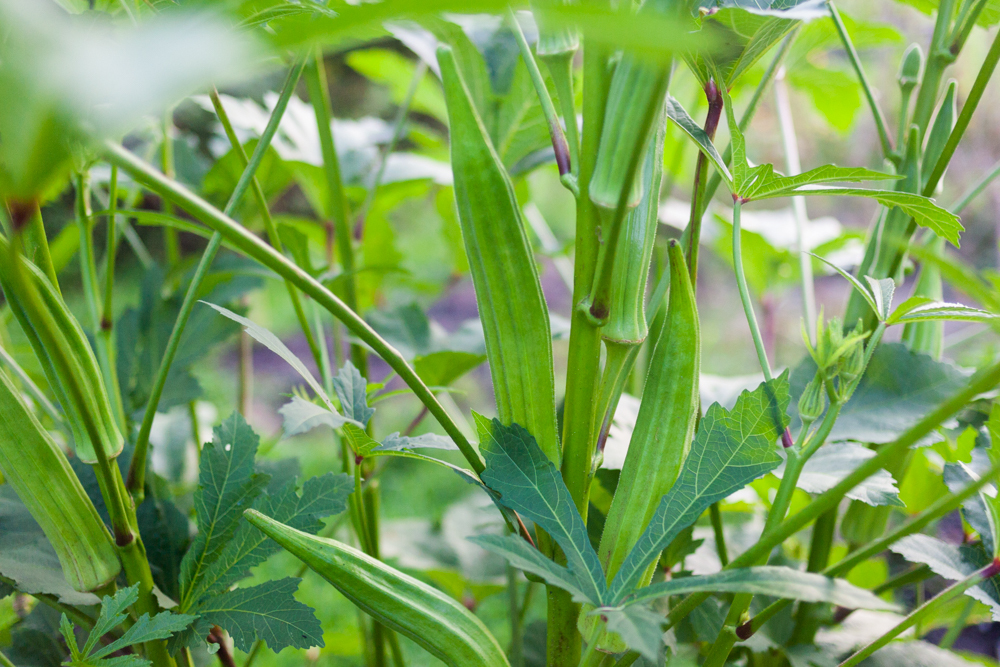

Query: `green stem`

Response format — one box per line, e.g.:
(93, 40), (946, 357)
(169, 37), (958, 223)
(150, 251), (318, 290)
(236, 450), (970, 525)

(127, 57), (308, 502)
(26, 203), (59, 293)
(923, 26), (1000, 197)
(741, 454), (1000, 638)
(700, 30), (796, 215)
(353, 61), (427, 236)
(161, 110), (180, 267)
(0, 650), (15, 667)
(940, 596), (975, 649)
(543, 51), (580, 176)
(950, 158), (1000, 212)
(103, 165), (119, 326)
(949, 0), (989, 54)
(508, 564), (525, 667)
(709, 502), (729, 566)
(681, 80), (723, 284)
(732, 199), (772, 381)
(105, 142), (483, 472)
(553, 41), (613, 667)
(872, 564), (931, 596)
(910, 0), (957, 140)
(838, 561), (1000, 667)
(208, 87), (324, 373)
(829, 1), (895, 159)
(509, 9), (573, 178)
(304, 48), (367, 376)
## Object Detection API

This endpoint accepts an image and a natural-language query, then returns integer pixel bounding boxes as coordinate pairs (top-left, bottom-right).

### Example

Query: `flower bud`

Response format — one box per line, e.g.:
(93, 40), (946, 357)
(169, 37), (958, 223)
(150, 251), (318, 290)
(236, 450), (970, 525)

(798, 376), (826, 425)
(898, 44), (924, 93)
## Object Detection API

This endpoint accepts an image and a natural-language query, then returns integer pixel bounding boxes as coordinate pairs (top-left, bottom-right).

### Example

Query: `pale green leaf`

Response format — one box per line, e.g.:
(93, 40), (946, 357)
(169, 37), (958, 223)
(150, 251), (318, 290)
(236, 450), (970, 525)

(332, 362), (375, 427)
(469, 534), (589, 601)
(608, 374), (789, 601)
(597, 605), (665, 663)
(943, 463), (996, 556)
(892, 535), (1000, 619)
(664, 95), (732, 187)
(743, 165), (899, 201)
(624, 566), (897, 610)
(377, 432), (457, 451)
(864, 276), (896, 321)
(477, 414), (608, 604)
(775, 443), (902, 507)
(888, 299), (996, 326)
(278, 396), (355, 438)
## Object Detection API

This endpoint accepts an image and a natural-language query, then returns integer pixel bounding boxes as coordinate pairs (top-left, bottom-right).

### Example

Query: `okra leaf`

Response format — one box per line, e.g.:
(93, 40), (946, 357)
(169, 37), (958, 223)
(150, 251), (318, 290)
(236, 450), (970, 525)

(810, 254), (885, 321)
(742, 164), (899, 201)
(788, 343), (968, 445)
(622, 566), (896, 611)
(186, 473), (352, 602)
(943, 463), (996, 555)
(476, 414), (609, 604)
(333, 362), (375, 427)
(664, 95), (732, 187)
(891, 535), (1000, 619)
(90, 609), (197, 660)
(609, 373), (789, 601)
(774, 442), (903, 507)
(185, 577), (323, 652)
(887, 297), (996, 326)
(761, 187), (963, 246)
(278, 395), (356, 437)
(865, 276), (896, 322)
(204, 302), (338, 414)
(179, 413), (270, 610)
(596, 605), (666, 663)
(378, 432), (457, 451)
(469, 534), (590, 602)
(413, 350), (486, 386)
(0, 486), (100, 606)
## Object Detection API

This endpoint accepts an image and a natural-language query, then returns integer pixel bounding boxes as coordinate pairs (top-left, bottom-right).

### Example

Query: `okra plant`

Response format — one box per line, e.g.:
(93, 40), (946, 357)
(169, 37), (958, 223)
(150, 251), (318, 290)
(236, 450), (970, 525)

(6, 0), (1000, 665)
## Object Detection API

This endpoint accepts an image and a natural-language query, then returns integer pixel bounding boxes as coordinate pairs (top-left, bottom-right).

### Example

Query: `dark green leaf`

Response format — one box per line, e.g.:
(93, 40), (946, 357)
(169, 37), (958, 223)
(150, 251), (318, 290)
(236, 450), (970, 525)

(599, 605), (665, 663)
(137, 496), (190, 603)
(186, 473), (352, 603)
(665, 95), (731, 186)
(775, 442), (902, 507)
(609, 374), (789, 601)
(91, 610), (197, 660)
(891, 535), (1000, 619)
(742, 165), (899, 201)
(179, 413), (269, 609)
(186, 577), (324, 652)
(476, 414), (608, 604)
(789, 343), (968, 444)
(0, 486), (99, 606)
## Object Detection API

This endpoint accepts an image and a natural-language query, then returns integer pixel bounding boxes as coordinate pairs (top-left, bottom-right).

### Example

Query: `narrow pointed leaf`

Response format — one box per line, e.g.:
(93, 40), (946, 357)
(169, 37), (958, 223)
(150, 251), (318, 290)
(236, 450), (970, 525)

(476, 414), (608, 604)
(665, 95), (732, 187)
(279, 396), (356, 437)
(811, 254), (880, 319)
(469, 534), (589, 601)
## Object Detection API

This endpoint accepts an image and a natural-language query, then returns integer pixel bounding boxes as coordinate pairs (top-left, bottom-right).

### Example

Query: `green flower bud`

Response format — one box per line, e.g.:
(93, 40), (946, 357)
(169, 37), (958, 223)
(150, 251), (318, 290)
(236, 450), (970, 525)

(798, 376), (826, 425)
(898, 44), (923, 93)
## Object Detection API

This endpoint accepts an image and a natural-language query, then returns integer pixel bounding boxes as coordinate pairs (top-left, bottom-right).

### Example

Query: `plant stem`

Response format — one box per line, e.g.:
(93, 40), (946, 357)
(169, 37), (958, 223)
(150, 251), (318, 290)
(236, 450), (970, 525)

(553, 41), (613, 667)
(829, 2), (895, 159)
(923, 26), (1000, 196)
(305, 48), (367, 376)
(681, 79), (723, 284)
(0, 650), (15, 667)
(103, 165), (119, 326)
(940, 596), (975, 649)
(731, 199), (772, 381)
(543, 52), (580, 176)
(208, 87), (324, 373)
(838, 560), (1000, 667)
(700, 30), (796, 212)
(161, 110), (180, 267)
(25, 203), (59, 293)
(669, 356), (1000, 634)
(508, 564), (525, 667)
(709, 502), (729, 566)
(510, 9), (572, 178)
(774, 68), (817, 344)
(353, 61), (427, 238)
(949, 0), (989, 54)
(105, 142), (484, 470)
(127, 57), (307, 502)
(911, 0), (957, 139)
(950, 158), (1000, 212)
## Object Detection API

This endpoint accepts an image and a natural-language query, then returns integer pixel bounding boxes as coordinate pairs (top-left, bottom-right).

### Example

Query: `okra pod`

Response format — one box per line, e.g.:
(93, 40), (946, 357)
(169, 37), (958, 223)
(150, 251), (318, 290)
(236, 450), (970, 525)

(245, 509), (510, 667)
(438, 45), (560, 464)
(0, 234), (123, 464)
(599, 240), (700, 580)
(593, 106), (667, 454)
(0, 365), (120, 592)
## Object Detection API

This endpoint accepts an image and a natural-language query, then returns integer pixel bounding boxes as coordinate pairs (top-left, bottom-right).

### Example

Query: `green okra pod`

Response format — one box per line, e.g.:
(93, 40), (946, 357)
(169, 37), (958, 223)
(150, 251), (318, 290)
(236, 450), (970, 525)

(600, 239), (700, 579)
(0, 234), (123, 464)
(245, 509), (510, 667)
(0, 365), (120, 592)
(438, 45), (560, 465)
(921, 80), (957, 193)
(593, 106), (667, 456)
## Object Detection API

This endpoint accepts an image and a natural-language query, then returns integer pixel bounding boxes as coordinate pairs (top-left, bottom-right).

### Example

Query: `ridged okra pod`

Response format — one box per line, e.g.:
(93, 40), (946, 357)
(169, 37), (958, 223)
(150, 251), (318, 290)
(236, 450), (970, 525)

(245, 510), (510, 667)
(0, 365), (120, 592)
(0, 234), (123, 464)
(593, 106), (667, 454)
(599, 240), (700, 578)
(438, 45), (559, 465)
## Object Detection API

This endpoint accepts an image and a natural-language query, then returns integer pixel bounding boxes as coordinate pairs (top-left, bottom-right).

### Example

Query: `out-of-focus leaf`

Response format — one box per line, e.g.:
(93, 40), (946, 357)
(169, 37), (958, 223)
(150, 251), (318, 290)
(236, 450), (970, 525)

(598, 605), (666, 663)
(469, 534), (588, 600)
(943, 463), (996, 555)
(414, 350), (486, 386)
(789, 343), (968, 444)
(892, 534), (1000, 619)
(278, 396), (355, 437)
(775, 442), (903, 506)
